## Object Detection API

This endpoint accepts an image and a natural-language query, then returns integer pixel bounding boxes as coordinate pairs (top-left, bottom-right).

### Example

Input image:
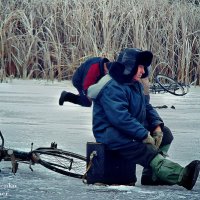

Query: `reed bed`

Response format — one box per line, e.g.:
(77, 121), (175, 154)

(0, 0), (199, 85)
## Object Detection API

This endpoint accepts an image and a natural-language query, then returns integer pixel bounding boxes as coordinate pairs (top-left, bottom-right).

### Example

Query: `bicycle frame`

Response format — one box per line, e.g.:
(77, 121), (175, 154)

(0, 131), (86, 178)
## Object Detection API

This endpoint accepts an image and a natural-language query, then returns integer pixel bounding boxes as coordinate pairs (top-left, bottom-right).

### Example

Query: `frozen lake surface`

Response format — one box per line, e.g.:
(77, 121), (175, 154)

(0, 79), (200, 200)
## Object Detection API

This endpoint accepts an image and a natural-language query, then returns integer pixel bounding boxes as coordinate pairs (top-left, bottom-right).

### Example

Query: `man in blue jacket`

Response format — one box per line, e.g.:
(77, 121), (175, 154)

(88, 48), (200, 190)
(59, 57), (110, 107)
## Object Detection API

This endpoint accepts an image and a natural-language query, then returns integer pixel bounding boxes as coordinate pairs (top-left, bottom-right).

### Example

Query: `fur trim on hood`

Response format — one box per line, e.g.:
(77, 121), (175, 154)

(115, 48), (153, 81)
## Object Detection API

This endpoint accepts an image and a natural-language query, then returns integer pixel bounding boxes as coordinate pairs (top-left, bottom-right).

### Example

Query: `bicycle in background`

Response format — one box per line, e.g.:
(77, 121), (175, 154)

(150, 74), (189, 96)
(149, 63), (198, 96)
(0, 131), (86, 179)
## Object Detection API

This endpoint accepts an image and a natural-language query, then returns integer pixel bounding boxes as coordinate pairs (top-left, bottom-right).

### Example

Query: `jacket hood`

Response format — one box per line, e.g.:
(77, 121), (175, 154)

(116, 48), (153, 80)
(108, 62), (140, 84)
(87, 74), (112, 100)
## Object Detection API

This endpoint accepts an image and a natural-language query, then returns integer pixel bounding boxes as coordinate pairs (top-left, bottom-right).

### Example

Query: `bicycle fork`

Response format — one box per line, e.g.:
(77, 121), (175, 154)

(7, 149), (18, 174)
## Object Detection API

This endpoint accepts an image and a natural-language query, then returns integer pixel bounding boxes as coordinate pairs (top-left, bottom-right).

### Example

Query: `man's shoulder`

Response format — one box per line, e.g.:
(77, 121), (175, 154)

(100, 78), (128, 95)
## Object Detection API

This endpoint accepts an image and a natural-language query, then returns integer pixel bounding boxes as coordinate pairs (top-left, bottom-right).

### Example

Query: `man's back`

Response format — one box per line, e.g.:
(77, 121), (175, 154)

(72, 57), (109, 91)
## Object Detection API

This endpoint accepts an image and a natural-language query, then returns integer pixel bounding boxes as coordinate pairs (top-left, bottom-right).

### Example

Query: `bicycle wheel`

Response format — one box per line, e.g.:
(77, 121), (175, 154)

(32, 148), (86, 179)
(155, 74), (187, 96)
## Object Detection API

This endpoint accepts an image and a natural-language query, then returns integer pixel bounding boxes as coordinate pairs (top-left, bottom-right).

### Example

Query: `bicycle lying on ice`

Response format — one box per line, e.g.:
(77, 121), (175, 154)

(150, 74), (190, 96)
(0, 131), (86, 179)
(0, 131), (135, 185)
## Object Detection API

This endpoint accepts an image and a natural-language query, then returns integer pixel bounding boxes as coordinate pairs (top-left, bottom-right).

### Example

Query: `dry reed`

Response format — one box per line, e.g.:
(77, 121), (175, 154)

(0, 0), (199, 84)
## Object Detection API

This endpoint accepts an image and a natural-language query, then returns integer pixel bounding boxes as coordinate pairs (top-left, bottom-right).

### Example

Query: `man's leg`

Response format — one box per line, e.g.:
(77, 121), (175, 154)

(117, 142), (200, 190)
(59, 90), (80, 105)
(141, 126), (173, 185)
(150, 154), (200, 190)
(59, 90), (92, 107)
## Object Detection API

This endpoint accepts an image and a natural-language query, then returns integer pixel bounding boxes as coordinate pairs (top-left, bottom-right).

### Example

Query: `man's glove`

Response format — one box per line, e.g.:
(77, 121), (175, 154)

(152, 131), (163, 149)
(143, 133), (155, 146)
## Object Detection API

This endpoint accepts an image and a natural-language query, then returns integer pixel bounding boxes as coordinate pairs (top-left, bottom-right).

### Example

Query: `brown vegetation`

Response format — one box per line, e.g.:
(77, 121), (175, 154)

(0, 0), (199, 85)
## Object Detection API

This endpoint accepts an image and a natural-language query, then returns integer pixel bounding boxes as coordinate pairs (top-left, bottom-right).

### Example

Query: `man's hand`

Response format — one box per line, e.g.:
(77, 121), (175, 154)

(143, 133), (155, 146)
(152, 131), (163, 148)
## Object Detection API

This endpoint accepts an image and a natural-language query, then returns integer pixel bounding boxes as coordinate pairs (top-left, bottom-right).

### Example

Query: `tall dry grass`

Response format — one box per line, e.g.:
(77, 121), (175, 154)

(0, 0), (199, 84)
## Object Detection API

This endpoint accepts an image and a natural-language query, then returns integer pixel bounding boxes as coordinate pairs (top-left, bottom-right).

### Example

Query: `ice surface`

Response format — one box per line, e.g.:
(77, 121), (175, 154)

(0, 79), (200, 199)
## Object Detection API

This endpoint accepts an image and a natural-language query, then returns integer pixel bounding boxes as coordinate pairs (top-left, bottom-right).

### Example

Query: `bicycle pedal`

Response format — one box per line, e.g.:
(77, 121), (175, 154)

(50, 142), (57, 148)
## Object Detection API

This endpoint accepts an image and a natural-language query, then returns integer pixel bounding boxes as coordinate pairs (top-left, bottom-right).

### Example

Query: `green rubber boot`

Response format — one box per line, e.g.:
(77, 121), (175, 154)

(159, 144), (170, 157)
(141, 144), (172, 185)
(150, 154), (200, 190)
(150, 154), (184, 185)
